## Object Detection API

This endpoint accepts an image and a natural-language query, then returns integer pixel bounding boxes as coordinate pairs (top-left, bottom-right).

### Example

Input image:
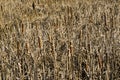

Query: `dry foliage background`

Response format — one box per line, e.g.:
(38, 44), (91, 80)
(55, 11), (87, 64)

(0, 0), (120, 80)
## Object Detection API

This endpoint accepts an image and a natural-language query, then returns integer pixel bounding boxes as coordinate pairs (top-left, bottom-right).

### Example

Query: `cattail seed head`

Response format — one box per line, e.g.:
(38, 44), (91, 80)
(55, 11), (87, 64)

(21, 23), (24, 34)
(38, 36), (42, 49)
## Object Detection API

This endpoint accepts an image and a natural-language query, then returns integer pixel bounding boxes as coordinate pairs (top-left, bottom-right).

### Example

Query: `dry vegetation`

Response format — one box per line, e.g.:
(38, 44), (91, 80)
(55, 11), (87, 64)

(0, 0), (120, 80)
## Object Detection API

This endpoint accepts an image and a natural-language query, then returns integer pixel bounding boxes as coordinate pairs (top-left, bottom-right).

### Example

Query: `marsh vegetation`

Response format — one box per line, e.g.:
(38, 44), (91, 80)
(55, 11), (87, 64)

(0, 0), (120, 80)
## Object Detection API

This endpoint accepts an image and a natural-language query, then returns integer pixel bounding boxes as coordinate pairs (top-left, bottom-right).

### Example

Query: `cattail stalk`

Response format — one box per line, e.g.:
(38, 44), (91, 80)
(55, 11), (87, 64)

(21, 23), (24, 34)
(38, 36), (42, 49)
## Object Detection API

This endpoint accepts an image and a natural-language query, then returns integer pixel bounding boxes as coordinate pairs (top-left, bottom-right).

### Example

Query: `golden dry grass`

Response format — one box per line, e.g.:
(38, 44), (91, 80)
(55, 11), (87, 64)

(0, 0), (120, 80)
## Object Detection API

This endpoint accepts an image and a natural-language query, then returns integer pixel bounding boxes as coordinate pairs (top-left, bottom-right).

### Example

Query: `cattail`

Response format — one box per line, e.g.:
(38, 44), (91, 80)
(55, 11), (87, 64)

(70, 41), (73, 54)
(103, 13), (106, 26)
(17, 41), (20, 57)
(17, 41), (20, 51)
(64, 15), (67, 24)
(110, 15), (113, 28)
(67, 6), (69, 15)
(38, 36), (42, 49)
(37, 0), (40, 4)
(1, 5), (3, 11)
(21, 23), (24, 34)
(32, 2), (35, 10)
(25, 42), (29, 53)
(98, 54), (103, 70)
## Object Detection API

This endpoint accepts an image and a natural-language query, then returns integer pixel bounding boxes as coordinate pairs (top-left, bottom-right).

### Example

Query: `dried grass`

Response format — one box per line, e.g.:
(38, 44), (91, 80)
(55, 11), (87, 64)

(0, 0), (120, 80)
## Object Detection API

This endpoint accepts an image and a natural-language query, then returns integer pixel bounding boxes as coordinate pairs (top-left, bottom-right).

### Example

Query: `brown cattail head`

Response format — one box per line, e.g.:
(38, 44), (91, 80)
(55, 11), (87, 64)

(25, 42), (29, 53)
(103, 12), (106, 26)
(98, 54), (103, 69)
(17, 41), (20, 51)
(21, 23), (24, 34)
(38, 36), (41, 49)
(32, 2), (35, 10)
(69, 41), (73, 54)
(17, 41), (20, 56)
(1, 5), (3, 11)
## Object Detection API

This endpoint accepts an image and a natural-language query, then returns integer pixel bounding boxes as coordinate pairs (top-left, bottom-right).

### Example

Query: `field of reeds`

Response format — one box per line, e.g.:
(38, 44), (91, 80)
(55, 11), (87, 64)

(0, 0), (120, 80)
